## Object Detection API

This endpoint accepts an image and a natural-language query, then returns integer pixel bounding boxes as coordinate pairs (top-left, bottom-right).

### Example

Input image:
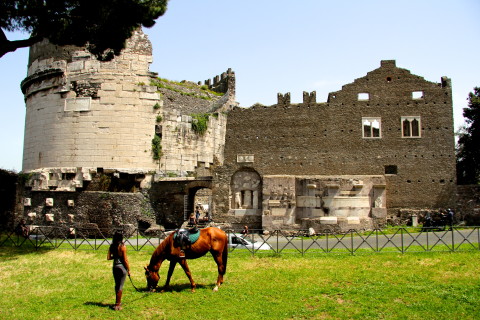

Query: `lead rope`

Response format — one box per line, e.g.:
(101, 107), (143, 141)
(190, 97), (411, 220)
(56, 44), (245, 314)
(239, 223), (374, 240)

(128, 274), (141, 292)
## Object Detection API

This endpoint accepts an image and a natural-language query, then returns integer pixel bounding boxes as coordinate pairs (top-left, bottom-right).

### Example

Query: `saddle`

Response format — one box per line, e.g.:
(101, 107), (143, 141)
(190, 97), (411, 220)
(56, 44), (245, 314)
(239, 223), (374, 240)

(174, 228), (200, 249)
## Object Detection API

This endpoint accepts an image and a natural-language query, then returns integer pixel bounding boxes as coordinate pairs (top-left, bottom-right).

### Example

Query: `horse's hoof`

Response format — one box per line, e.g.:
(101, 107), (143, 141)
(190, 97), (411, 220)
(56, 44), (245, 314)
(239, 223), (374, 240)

(213, 286), (219, 292)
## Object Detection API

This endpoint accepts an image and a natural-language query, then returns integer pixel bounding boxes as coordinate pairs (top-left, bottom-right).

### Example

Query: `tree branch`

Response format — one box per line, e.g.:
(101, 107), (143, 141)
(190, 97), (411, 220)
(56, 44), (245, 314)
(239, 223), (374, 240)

(0, 29), (41, 58)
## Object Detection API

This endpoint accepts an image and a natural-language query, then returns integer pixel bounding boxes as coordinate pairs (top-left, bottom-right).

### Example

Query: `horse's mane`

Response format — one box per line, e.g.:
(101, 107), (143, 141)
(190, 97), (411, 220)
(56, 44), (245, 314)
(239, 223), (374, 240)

(149, 232), (173, 267)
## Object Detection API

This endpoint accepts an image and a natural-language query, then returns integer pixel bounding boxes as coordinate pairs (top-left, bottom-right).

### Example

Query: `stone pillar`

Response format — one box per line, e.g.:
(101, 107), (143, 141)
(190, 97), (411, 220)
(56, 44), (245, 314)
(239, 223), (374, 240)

(411, 214), (418, 227)
(243, 190), (252, 209)
(253, 190), (258, 209)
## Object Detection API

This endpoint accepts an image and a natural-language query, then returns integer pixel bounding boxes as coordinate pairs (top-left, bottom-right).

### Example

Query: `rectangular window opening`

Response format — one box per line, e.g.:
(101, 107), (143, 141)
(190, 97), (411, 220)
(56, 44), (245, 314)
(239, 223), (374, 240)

(412, 91), (424, 99)
(385, 165), (398, 175)
(358, 93), (369, 101)
(362, 117), (381, 138)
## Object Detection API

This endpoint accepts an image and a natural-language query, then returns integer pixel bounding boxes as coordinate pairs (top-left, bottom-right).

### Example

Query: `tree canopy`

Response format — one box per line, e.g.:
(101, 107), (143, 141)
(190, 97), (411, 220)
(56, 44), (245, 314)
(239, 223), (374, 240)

(456, 87), (480, 184)
(0, 0), (168, 60)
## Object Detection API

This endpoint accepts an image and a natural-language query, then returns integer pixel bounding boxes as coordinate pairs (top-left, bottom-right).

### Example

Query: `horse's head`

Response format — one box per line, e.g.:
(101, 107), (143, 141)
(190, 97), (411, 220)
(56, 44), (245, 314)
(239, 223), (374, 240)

(144, 265), (159, 291)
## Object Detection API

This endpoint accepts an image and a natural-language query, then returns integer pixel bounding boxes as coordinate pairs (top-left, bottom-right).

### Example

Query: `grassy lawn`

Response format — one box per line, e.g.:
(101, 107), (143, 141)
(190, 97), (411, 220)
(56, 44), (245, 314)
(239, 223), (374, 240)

(0, 247), (478, 320)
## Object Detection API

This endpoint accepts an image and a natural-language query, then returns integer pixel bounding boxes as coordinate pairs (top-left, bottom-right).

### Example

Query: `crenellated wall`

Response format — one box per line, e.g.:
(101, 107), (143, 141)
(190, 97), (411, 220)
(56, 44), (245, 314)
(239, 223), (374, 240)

(212, 60), (456, 231)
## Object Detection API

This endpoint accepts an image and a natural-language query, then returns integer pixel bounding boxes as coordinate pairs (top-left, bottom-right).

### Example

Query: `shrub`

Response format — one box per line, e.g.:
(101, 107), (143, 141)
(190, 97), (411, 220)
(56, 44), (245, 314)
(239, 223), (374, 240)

(191, 113), (210, 136)
(151, 134), (162, 160)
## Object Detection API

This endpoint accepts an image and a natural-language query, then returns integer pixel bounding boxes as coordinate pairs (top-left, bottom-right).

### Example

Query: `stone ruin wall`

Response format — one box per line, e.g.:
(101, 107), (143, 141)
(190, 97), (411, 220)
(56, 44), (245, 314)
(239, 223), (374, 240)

(212, 60), (456, 231)
(20, 28), (233, 188)
(16, 29), (235, 231)
(22, 29), (160, 174)
(155, 69), (235, 176)
(21, 190), (159, 236)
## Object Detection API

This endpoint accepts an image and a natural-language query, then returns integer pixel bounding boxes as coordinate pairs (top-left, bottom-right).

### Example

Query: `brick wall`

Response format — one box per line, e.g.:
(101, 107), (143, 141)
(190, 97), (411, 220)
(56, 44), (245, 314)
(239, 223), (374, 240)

(213, 60), (456, 227)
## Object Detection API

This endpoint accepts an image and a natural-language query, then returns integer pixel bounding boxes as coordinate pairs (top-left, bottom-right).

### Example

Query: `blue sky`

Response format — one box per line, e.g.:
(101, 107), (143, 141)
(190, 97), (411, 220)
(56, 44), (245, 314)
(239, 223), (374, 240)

(1, 0), (479, 171)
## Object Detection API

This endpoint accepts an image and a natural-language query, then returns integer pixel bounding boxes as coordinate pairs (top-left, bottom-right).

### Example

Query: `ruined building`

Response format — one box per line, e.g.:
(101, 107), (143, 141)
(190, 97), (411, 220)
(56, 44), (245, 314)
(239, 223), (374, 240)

(20, 30), (234, 230)
(213, 60), (456, 231)
(18, 30), (456, 232)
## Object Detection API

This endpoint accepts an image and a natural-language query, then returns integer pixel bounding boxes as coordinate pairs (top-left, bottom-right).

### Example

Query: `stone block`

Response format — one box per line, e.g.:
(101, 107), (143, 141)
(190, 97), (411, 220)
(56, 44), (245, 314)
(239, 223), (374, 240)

(346, 217), (360, 224)
(320, 217), (337, 224)
(371, 208), (387, 218)
(102, 83), (117, 91)
(67, 61), (84, 72)
(271, 208), (287, 216)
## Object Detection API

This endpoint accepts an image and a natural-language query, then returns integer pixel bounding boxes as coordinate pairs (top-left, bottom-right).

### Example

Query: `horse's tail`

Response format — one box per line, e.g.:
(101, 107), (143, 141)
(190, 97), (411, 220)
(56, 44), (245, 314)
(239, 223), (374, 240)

(221, 233), (228, 275)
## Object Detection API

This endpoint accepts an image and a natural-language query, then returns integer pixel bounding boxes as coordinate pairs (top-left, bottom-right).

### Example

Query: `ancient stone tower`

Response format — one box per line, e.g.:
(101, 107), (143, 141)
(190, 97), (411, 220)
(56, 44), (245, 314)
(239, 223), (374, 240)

(21, 30), (160, 178)
(19, 29), (235, 229)
(20, 29), (233, 194)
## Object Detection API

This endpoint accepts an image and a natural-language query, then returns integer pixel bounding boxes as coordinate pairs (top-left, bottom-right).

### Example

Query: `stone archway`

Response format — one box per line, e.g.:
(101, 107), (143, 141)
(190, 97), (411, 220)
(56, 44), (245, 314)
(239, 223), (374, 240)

(186, 179), (213, 221)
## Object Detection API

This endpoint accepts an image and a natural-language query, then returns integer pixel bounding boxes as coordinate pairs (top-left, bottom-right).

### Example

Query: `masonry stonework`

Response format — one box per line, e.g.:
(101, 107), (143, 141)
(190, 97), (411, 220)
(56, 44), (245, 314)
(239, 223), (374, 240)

(22, 30), (160, 173)
(19, 30), (234, 230)
(212, 60), (456, 232)
(17, 32), (459, 233)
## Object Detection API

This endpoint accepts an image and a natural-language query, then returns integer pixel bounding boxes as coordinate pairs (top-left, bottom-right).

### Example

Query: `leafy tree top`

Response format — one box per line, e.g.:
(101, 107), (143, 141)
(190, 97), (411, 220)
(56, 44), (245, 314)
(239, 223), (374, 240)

(456, 87), (480, 184)
(0, 0), (168, 60)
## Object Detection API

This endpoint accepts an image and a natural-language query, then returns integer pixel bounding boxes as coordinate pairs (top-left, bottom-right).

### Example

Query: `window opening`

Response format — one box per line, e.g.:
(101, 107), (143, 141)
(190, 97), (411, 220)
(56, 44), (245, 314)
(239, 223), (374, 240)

(362, 118), (381, 138)
(384, 165), (398, 175)
(358, 93), (369, 101)
(412, 91), (423, 99)
(401, 116), (421, 138)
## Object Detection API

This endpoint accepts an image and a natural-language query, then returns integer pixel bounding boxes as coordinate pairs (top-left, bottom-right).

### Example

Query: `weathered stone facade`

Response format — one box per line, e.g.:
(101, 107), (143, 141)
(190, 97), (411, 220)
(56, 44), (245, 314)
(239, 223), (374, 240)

(18, 30), (234, 230)
(22, 190), (159, 234)
(17, 32), (458, 233)
(0, 169), (23, 229)
(22, 30), (160, 172)
(212, 60), (456, 231)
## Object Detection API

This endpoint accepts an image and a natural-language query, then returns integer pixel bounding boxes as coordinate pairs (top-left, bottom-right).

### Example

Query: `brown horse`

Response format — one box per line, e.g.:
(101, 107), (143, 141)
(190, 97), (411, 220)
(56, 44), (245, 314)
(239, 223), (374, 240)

(144, 227), (228, 292)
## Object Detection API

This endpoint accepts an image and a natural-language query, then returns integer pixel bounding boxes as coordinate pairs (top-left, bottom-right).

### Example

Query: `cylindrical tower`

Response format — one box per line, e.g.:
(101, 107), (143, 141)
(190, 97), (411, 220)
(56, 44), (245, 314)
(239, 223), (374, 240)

(21, 29), (160, 173)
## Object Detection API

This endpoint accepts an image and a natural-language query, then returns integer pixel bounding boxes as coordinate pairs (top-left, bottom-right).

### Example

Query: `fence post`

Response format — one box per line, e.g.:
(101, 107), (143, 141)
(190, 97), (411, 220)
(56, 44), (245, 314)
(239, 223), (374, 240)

(451, 226), (455, 252)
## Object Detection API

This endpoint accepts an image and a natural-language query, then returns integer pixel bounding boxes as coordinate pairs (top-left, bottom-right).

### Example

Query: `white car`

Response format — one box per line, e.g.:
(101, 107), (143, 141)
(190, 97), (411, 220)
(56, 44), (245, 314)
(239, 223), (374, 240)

(227, 233), (272, 250)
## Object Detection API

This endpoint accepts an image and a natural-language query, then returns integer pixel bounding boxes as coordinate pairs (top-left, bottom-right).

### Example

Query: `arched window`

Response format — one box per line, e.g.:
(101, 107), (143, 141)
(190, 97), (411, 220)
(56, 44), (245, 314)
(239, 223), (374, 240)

(401, 116), (421, 138)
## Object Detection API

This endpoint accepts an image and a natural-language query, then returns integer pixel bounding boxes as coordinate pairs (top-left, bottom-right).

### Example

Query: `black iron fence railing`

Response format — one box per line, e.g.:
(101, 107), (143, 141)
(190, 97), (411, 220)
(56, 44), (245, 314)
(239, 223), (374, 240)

(1, 226), (479, 255)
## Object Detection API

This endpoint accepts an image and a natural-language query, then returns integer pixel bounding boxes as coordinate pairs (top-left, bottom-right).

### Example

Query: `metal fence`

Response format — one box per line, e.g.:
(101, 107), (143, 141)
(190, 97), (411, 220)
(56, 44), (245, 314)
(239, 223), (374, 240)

(1, 225), (479, 255)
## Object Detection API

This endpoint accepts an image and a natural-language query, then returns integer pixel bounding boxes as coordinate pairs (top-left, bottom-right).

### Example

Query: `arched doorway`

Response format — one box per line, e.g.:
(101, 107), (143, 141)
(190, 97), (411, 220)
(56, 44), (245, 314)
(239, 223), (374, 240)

(185, 179), (213, 222)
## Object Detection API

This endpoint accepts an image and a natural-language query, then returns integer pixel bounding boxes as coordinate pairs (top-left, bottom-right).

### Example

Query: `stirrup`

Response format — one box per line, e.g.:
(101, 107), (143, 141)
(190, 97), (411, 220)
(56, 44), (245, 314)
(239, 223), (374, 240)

(179, 250), (185, 258)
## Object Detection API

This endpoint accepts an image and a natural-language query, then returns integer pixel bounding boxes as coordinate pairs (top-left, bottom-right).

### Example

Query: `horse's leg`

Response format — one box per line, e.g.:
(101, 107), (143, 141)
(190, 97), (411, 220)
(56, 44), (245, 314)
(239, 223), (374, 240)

(178, 259), (196, 293)
(161, 260), (177, 292)
(211, 246), (227, 292)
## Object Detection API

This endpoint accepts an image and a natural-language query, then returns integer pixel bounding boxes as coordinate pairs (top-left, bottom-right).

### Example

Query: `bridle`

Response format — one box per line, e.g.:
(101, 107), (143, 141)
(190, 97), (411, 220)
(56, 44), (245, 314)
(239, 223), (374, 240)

(144, 266), (159, 291)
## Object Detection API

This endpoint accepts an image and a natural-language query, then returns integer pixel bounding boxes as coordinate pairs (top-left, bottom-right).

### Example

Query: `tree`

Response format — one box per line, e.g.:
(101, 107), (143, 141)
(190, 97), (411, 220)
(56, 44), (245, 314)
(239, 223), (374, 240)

(0, 0), (168, 60)
(456, 87), (480, 184)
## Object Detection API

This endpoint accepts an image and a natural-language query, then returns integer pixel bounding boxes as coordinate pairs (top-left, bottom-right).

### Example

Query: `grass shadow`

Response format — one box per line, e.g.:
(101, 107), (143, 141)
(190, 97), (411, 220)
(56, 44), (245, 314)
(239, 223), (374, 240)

(84, 301), (111, 309)
(155, 283), (209, 293)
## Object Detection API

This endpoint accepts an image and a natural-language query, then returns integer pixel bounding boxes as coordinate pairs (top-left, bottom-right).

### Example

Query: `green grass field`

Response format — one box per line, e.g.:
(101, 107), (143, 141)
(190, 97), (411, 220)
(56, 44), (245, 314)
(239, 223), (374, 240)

(0, 247), (478, 320)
